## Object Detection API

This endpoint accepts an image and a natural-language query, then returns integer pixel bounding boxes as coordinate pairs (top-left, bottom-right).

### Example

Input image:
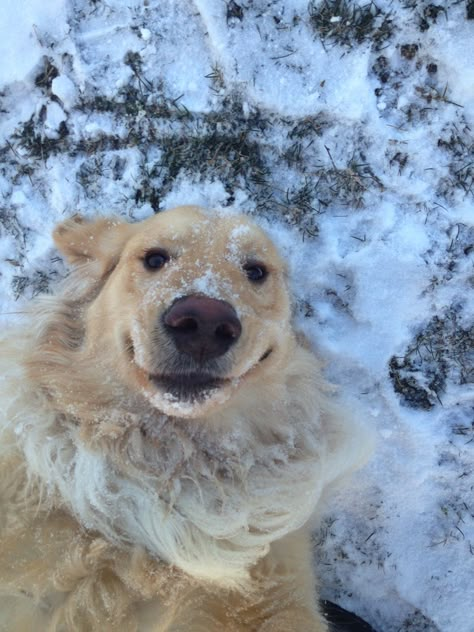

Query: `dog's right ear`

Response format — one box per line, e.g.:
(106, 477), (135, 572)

(53, 215), (135, 277)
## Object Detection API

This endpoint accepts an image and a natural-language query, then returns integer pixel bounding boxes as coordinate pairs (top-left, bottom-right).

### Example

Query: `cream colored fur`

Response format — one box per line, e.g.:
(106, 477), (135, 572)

(0, 206), (370, 631)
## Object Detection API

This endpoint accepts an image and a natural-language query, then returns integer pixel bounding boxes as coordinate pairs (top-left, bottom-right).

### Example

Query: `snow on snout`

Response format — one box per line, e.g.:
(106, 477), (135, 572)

(188, 265), (238, 304)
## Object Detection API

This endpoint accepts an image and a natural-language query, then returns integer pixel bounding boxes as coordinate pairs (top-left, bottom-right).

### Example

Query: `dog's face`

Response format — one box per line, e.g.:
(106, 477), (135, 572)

(54, 206), (292, 418)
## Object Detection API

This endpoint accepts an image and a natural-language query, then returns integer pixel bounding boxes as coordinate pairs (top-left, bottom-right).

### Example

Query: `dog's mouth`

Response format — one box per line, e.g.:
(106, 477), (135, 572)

(148, 372), (229, 402)
(148, 348), (272, 402)
(125, 333), (273, 408)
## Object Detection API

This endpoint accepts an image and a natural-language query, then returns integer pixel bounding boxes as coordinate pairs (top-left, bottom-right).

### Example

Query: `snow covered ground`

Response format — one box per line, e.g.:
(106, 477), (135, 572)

(0, 1), (473, 630)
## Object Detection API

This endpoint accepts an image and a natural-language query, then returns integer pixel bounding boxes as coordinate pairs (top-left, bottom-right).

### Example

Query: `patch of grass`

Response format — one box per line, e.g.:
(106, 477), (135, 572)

(418, 3), (447, 32)
(0, 210), (29, 246)
(34, 57), (59, 93)
(437, 121), (474, 198)
(275, 116), (383, 219)
(129, 96), (268, 202)
(12, 115), (69, 161)
(226, 0), (244, 24)
(400, 610), (442, 632)
(445, 222), (474, 269)
(273, 181), (321, 237)
(78, 87), (189, 121)
(297, 299), (315, 318)
(11, 270), (59, 300)
(389, 150), (408, 174)
(8, 81), (194, 165)
(468, 1), (474, 20)
(315, 146), (384, 208)
(280, 125), (383, 213)
(431, 497), (473, 548)
(371, 40), (465, 127)
(314, 499), (390, 571)
(288, 114), (330, 139)
(76, 155), (106, 197)
(133, 160), (163, 213)
(402, 1), (467, 32)
(415, 84), (464, 109)
(3, 68), (380, 240)
(308, 0), (394, 50)
(205, 63), (226, 93)
(124, 50), (154, 93)
(389, 304), (474, 409)
(282, 140), (304, 166)
(70, 95), (269, 213)
(158, 129), (267, 194)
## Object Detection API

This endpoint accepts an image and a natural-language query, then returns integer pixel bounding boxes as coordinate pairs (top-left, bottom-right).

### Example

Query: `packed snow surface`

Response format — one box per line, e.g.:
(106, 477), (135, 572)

(0, 2), (473, 631)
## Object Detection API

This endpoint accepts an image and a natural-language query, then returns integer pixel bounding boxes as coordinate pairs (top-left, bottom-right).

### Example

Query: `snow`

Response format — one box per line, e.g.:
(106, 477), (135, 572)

(0, 0), (69, 86)
(51, 74), (77, 110)
(44, 101), (67, 135)
(1, 1), (473, 631)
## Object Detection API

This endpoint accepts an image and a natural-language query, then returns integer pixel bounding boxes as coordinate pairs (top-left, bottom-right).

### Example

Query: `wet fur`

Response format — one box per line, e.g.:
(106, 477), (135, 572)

(0, 206), (370, 631)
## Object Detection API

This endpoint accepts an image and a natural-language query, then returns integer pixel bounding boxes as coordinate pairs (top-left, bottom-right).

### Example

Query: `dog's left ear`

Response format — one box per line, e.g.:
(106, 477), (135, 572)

(53, 215), (135, 277)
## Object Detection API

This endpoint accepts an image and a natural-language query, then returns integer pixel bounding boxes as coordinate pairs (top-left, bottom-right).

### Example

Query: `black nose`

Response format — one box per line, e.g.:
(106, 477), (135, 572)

(163, 295), (242, 362)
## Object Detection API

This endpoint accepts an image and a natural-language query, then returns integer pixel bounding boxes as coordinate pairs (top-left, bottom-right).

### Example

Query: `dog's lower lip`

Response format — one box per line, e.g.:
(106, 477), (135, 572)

(148, 373), (227, 390)
(148, 373), (228, 403)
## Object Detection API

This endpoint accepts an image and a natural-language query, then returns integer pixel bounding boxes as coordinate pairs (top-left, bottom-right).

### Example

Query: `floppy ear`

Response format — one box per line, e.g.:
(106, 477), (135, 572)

(53, 215), (135, 276)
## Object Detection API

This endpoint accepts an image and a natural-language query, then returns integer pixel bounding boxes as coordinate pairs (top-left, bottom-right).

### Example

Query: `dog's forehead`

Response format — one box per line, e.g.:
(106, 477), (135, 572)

(130, 207), (278, 259)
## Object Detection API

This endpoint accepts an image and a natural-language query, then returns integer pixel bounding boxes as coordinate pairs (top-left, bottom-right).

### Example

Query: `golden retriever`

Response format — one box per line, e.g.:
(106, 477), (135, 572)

(0, 206), (369, 631)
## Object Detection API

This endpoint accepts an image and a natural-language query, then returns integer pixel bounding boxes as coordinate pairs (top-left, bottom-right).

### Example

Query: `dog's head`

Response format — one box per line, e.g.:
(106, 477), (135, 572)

(53, 206), (292, 418)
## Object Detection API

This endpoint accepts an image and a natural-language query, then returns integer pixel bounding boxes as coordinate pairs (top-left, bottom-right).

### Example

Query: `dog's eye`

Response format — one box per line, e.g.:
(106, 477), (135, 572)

(144, 249), (170, 270)
(243, 262), (268, 283)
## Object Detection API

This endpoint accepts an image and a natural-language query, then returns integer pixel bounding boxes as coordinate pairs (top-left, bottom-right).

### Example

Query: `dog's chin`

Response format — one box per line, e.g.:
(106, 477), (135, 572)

(144, 374), (235, 418)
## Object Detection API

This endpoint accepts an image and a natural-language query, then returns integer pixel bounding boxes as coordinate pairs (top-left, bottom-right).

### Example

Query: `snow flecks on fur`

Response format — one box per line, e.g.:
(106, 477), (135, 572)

(189, 266), (235, 301)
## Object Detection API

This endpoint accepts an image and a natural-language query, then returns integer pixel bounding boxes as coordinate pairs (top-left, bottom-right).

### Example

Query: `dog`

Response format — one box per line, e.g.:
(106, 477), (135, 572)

(0, 206), (370, 631)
